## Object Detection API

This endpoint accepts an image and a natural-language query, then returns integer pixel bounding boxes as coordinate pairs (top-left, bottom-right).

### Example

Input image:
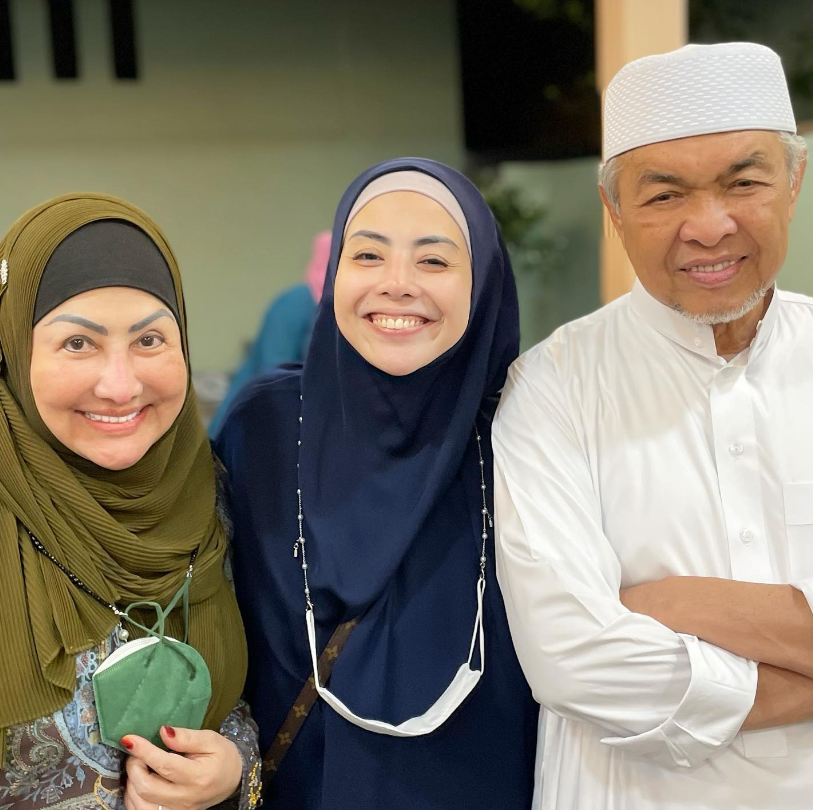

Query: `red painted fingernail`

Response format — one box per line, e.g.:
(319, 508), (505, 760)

(121, 737), (134, 750)
(163, 725), (176, 738)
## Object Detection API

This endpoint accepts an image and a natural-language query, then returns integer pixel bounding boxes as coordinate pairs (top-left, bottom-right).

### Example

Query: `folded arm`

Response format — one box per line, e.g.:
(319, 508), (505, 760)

(493, 355), (757, 769)
(621, 576), (813, 678)
(744, 664), (813, 730)
(620, 577), (813, 729)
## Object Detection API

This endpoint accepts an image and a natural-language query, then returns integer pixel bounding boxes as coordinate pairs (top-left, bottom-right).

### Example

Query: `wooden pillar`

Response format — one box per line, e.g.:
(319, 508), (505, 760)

(595, 0), (688, 303)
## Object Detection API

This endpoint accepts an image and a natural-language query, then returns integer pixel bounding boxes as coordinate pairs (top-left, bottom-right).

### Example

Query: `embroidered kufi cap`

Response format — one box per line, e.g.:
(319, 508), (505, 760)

(603, 42), (796, 161)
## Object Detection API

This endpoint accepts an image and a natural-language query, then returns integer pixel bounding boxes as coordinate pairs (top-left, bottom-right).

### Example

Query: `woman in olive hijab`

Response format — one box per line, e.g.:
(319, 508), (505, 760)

(0, 193), (259, 810)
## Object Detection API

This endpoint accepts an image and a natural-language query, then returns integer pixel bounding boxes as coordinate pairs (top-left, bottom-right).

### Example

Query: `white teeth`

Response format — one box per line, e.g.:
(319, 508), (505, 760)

(369, 315), (427, 330)
(84, 410), (141, 423)
(686, 259), (738, 273)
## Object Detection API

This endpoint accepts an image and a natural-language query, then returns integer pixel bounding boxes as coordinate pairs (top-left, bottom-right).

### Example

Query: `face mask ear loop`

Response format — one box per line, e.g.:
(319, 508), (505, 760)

(122, 600), (165, 640)
(143, 550), (196, 641)
(180, 552), (194, 644)
(467, 577), (486, 671)
(141, 572), (192, 641)
(181, 575), (191, 644)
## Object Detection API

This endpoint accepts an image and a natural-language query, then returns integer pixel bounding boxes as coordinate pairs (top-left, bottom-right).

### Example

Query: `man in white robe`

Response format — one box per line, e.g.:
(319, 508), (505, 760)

(493, 42), (813, 809)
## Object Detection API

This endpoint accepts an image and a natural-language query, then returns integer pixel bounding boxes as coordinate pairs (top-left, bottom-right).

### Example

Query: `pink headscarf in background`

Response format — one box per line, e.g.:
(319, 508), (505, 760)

(305, 231), (332, 303)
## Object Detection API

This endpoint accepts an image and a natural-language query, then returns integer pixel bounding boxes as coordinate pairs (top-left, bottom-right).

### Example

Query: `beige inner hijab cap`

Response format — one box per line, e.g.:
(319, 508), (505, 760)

(344, 170), (472, 258)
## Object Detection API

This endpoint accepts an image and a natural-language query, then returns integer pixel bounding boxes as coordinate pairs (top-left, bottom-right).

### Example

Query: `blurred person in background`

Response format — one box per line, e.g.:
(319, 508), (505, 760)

(208, 231), (331, 436)
(0, 193), (260, 810)
(494, 42), (813, 809)
(216, 158), (538, 810)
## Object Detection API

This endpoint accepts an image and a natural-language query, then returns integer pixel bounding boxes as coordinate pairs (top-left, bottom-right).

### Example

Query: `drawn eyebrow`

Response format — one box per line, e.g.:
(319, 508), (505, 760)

(129, 308), (173, 333)
(346, 230), (392, 246)
(45, 315), (107, 335)
(413, 235), (459, 249)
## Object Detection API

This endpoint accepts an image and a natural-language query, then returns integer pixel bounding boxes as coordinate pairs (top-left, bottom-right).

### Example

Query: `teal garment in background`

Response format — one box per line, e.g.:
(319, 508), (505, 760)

(209, 283), (316, 436)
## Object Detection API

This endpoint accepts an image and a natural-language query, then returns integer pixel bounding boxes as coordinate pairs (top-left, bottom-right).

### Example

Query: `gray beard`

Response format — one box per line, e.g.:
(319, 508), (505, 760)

(673, 286), (769, 326)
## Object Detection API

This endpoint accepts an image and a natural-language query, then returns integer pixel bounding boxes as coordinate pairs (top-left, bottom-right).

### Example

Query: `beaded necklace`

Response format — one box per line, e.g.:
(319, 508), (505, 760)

(291, 395), (492, 737)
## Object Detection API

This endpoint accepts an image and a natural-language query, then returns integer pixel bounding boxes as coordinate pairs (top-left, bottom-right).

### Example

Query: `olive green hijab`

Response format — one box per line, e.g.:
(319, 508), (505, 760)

(0, 192), (247, 730)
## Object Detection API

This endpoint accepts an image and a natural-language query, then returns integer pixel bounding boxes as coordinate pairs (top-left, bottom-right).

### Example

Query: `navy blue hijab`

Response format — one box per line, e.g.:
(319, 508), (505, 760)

(216, 158), (538, 809)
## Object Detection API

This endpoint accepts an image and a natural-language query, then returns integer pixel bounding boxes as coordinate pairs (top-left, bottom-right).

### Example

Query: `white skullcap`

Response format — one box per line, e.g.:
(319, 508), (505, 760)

(603, 42), (796, 161)
(344, 171), (472, 257)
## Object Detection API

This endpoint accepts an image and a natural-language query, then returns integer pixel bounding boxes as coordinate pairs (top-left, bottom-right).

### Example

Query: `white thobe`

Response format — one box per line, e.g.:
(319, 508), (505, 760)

(493, 280), (813, 810)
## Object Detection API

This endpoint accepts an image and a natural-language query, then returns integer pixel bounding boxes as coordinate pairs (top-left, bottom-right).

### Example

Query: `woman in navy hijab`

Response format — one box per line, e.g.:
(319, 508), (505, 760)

(215, 158), (538, 809)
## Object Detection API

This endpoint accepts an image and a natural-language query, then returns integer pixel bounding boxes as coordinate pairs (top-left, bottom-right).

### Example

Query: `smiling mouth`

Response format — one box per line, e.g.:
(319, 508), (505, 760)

(678, 256), (747, 288)
(82, 409), (143, 424)
(367, 314), (430, 331)
(681, 257), (743, 274)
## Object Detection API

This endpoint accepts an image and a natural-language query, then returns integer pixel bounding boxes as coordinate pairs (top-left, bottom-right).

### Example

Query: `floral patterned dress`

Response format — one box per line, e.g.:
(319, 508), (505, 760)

(0, 626), (261, 810)
(0, 470), (261, 810)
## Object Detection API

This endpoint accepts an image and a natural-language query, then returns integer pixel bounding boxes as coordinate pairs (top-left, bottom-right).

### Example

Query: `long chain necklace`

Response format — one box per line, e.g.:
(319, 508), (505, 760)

(27, 529), (197, 642)
(292, 394), (493, 610)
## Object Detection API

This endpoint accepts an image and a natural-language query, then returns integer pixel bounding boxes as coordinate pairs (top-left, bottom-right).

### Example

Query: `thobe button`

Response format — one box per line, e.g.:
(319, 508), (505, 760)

(693, 337), (703, 348)
(729, 443), (744, 456)
(740, 528), (753, 544)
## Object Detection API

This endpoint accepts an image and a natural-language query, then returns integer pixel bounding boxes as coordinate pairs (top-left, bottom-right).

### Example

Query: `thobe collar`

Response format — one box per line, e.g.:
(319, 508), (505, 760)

(629, 278), (780, 366)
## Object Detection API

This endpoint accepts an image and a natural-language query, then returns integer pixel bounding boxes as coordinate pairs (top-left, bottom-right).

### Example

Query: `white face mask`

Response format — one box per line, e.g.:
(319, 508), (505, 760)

(294, 419), (492, 736)
(305, 578), (485, 737)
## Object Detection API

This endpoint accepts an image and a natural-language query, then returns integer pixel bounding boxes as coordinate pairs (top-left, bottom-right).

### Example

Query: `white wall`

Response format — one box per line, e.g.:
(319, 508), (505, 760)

(781, 133), (813, 295)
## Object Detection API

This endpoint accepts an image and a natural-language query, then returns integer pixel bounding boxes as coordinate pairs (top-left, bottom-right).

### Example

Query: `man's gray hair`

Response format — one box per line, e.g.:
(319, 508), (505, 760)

(598, 131), (808, 213)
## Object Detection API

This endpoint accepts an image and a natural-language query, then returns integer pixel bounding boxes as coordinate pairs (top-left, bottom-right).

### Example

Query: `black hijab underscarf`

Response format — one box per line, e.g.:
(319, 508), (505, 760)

(34, 220), (180, 324)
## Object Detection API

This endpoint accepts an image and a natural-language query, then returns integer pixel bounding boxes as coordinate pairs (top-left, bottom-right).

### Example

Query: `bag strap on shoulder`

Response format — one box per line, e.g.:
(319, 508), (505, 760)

(262, 617), (358, 779)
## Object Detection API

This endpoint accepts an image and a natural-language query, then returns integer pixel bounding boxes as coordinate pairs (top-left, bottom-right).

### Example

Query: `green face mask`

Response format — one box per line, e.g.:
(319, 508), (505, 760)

(92, 573), (212, 752)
